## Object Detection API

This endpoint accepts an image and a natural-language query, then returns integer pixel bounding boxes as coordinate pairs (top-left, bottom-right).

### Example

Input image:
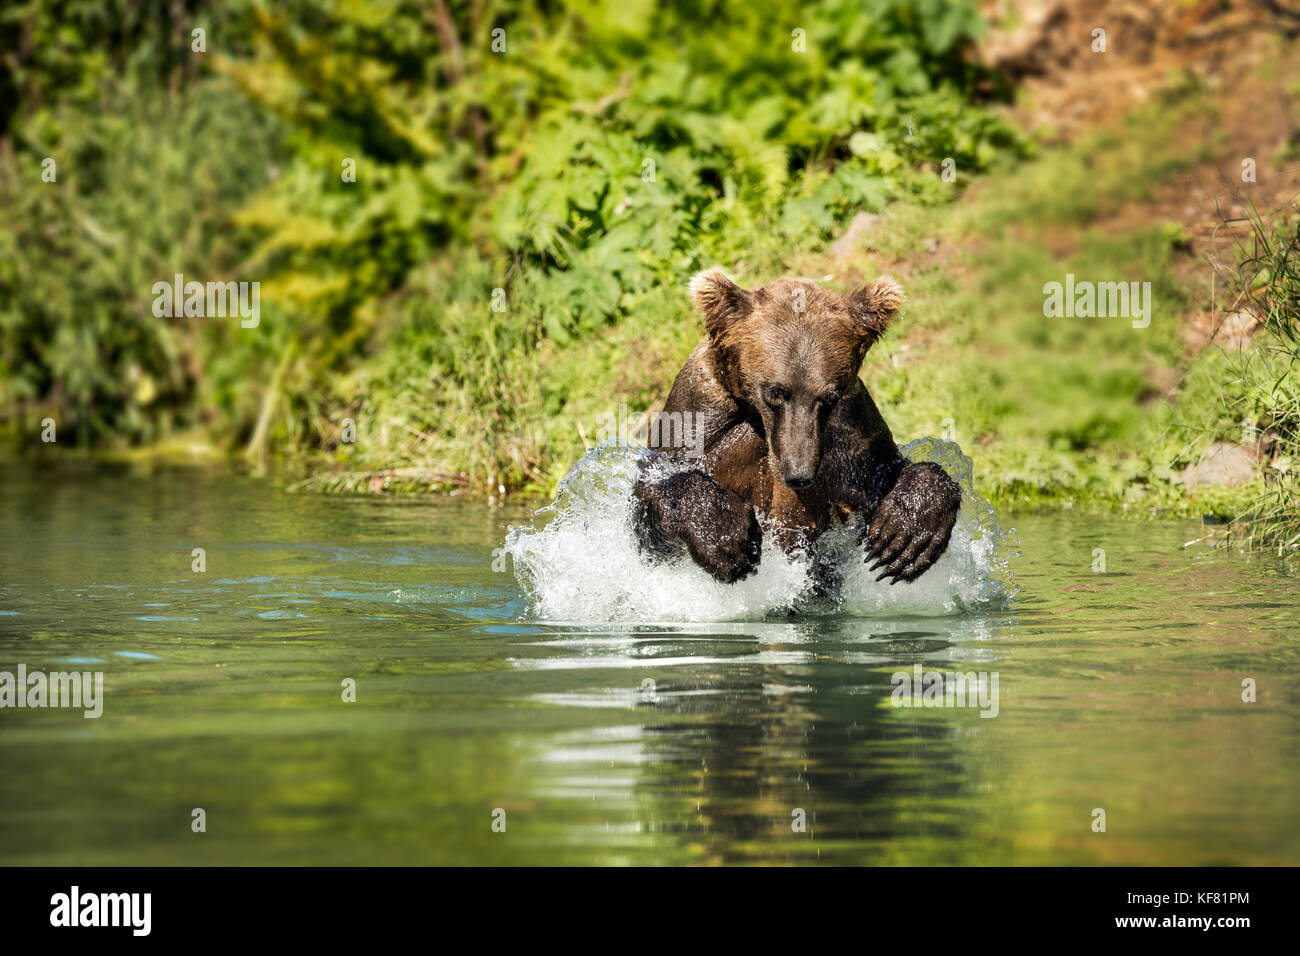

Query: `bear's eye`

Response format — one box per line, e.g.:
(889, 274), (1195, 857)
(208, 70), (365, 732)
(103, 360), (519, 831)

(818, 391), (841, 409)
(763, 385), (789, 406)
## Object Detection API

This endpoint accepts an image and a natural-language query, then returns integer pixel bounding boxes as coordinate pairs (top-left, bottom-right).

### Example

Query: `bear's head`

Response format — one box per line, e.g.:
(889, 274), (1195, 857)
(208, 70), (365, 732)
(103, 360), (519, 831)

(689, 268), (903, 489)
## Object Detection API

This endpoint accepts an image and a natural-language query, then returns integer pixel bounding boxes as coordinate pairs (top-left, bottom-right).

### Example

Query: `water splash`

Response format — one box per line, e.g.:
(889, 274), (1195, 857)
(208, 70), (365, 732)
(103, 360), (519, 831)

(505, 438), (1017, 623)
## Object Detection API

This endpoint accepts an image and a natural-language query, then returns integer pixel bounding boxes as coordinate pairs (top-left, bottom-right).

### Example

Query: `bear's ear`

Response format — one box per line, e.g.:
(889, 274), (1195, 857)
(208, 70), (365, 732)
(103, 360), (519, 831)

(847, 277), (904, 345)
(689, 267), (752, 340)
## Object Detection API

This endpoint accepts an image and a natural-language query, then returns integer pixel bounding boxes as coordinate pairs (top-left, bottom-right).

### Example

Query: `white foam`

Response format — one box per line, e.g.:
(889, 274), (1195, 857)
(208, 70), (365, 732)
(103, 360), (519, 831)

(505, 438), (1017, 623)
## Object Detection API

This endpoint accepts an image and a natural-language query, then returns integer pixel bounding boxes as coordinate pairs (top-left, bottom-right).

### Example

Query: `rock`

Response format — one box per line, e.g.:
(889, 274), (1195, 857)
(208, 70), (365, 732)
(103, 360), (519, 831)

(1182, 309), (1262, 351)
(830, 212), (882, 263)
(977, 1), (1071, 79)
(1182, 442), (1259, 489)
(1213, 310), (1263, 349)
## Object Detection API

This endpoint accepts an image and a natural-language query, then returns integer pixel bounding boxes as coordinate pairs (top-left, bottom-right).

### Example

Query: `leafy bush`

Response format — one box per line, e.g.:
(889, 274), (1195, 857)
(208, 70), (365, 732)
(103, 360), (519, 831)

(0, 0), (280, 446)
(0, 0), (1024, 483)
(215, 0), (1023, 481)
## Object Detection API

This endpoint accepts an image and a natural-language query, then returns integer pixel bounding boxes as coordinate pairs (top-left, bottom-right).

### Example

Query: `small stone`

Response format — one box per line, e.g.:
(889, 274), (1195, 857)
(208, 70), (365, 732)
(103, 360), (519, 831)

(830, 212), (882, 262)
(1182, 442), (1258, 489)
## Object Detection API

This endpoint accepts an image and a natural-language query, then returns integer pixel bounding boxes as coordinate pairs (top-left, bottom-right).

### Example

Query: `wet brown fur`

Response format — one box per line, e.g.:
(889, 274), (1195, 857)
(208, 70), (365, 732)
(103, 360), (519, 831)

(632, 269), (960, 586)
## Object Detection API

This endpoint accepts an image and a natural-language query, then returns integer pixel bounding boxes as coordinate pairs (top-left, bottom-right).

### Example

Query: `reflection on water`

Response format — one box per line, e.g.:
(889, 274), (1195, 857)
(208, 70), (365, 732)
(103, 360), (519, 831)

(0, 462), (1296, 864)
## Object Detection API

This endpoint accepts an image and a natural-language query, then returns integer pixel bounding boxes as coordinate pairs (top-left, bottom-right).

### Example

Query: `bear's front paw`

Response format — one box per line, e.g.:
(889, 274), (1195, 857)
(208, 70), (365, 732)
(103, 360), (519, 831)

(679, 488), (763, 584)
(863, 461), (960, 584)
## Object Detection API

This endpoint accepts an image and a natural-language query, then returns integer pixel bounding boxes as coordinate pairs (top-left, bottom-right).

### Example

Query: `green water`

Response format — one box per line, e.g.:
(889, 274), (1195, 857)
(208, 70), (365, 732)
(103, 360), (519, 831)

(0, 463), (1297, 865)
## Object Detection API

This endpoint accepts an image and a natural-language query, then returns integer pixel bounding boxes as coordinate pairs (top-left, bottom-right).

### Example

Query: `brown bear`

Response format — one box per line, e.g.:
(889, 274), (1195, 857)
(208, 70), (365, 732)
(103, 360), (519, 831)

(632, 268), (961, 585)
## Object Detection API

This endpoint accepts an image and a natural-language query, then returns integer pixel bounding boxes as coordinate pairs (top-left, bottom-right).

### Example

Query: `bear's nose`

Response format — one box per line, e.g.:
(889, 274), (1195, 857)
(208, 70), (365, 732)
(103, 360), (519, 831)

(783, 470), (815, 489)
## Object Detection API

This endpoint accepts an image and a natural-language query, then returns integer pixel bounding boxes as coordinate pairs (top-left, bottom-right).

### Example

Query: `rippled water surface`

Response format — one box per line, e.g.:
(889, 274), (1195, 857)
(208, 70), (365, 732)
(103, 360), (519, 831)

(1, 462), (1297, 864)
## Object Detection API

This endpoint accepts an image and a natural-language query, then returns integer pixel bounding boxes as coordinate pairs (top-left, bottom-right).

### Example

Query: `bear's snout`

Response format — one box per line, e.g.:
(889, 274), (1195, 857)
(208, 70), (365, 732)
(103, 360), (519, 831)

(782, 463), (817, 489)
(769, 401), (826, 491)
(771, 408), (824, 490)
(777, 445), (822, 489)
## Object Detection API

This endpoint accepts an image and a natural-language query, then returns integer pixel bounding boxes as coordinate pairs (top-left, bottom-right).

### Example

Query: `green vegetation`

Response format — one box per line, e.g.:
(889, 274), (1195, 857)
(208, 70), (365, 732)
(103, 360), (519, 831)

(0, 0), (277, 446)
(216, 0), (1023, 490)
(0, 1), (1295, 551)
(839, 101), (1202, 513)
(803, 93), (1294, 540)
(1215, 209), (1300, 555)
(1, 0), (1021, 484)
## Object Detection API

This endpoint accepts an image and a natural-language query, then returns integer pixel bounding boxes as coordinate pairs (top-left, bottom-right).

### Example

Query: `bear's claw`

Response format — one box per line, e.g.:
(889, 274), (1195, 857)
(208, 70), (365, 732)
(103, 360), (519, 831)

(681, 495), (763, 583)
(634, 470), (764, 583)
(862, 461), (961, 584)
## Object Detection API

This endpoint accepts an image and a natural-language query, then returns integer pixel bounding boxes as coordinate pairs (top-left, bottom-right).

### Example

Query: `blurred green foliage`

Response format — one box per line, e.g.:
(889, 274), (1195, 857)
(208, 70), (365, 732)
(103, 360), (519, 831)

(1218, 209), (1300, 554)
(0, 0), (1022, 477)
(0, 0), (278, 446)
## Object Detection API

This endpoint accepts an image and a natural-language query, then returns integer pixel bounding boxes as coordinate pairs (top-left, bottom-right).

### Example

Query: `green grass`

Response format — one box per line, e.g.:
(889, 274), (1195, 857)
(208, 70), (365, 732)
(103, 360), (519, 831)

(840, 94), (1290, 525)
(2, 2), (1293, 548)
(315, 86), (1286, 538)
(1213, 208), (1300, 555)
